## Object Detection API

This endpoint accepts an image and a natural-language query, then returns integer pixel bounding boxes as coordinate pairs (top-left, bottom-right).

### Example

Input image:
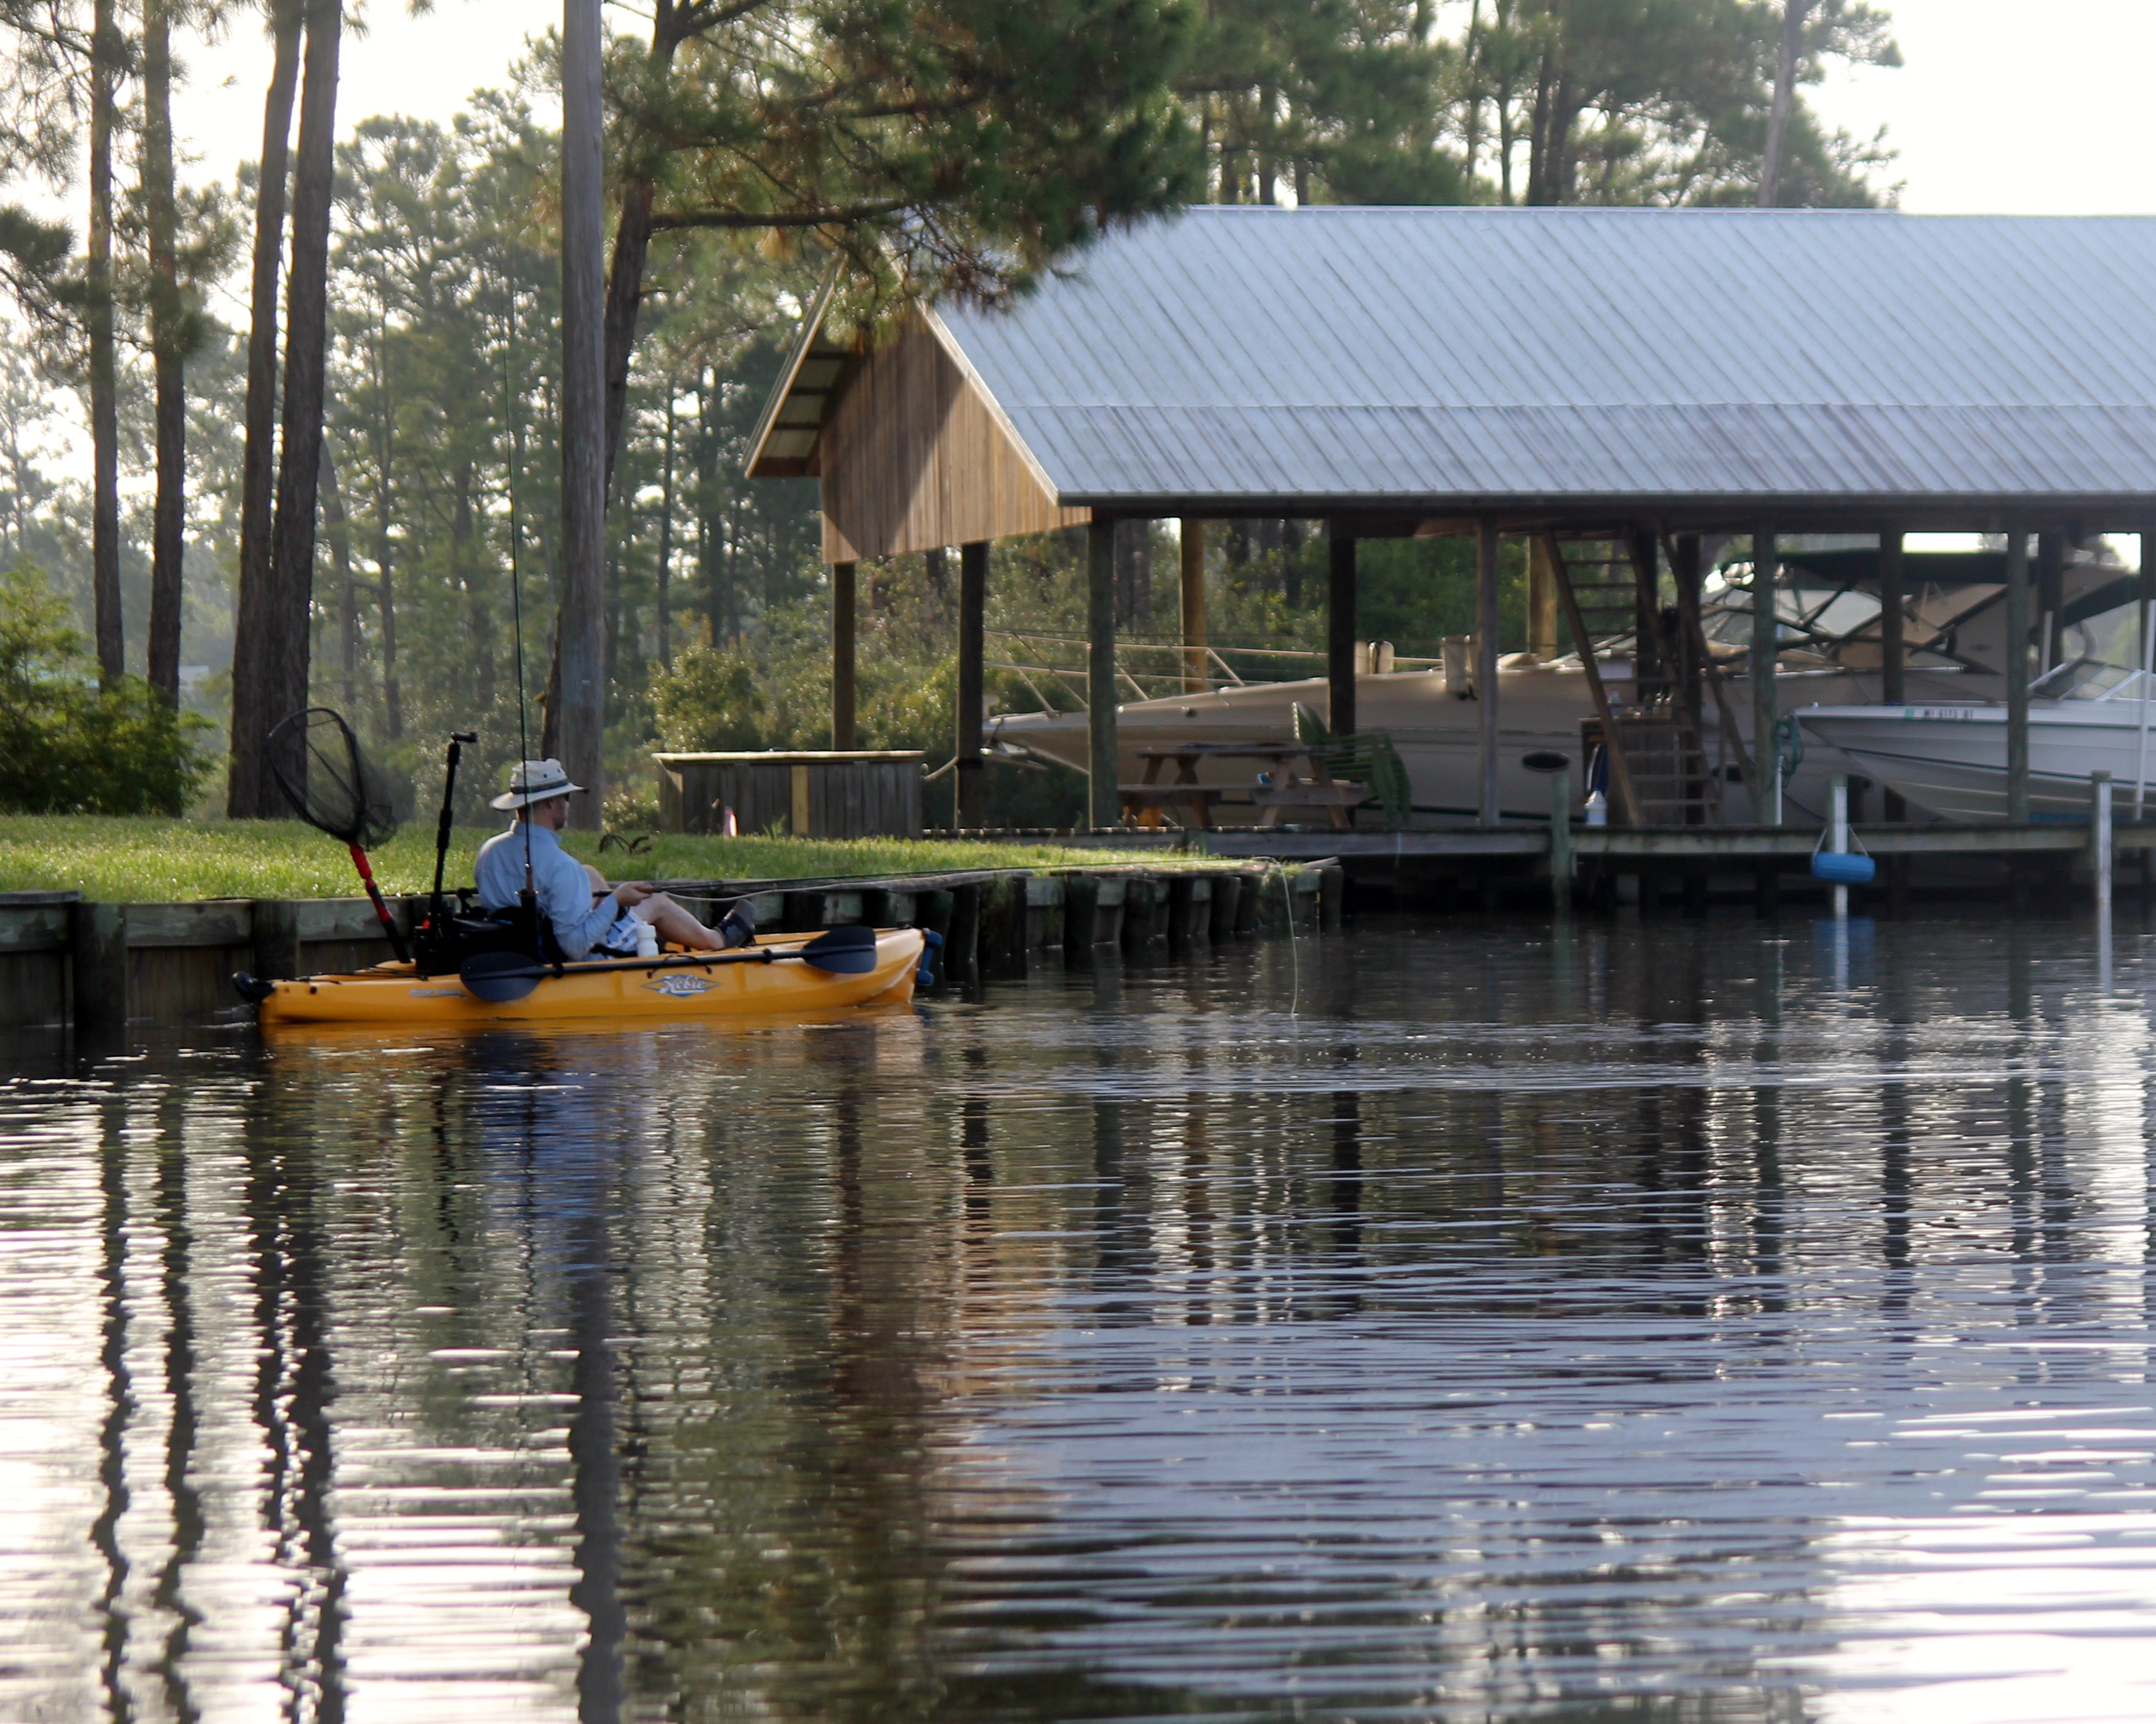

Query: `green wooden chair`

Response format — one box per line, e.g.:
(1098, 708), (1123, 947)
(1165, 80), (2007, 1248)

(1291, 703), (1413, 828)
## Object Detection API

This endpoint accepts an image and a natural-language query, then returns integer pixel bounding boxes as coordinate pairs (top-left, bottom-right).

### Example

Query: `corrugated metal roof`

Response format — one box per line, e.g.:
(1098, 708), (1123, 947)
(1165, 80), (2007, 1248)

(917, 206), (2156, 510)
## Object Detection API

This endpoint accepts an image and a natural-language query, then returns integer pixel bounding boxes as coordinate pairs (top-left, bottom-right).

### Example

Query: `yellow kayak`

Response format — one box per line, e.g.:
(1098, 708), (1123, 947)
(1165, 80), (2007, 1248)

(255, 928), (926, 1026)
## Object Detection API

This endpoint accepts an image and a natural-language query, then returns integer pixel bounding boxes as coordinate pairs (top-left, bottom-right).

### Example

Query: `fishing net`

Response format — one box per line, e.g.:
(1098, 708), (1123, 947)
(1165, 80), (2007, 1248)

(267, 708), (400, 849)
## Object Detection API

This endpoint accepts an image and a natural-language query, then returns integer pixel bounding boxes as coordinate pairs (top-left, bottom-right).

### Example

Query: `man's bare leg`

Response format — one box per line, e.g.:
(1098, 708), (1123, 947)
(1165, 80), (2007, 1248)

(638, 893), (729, 951)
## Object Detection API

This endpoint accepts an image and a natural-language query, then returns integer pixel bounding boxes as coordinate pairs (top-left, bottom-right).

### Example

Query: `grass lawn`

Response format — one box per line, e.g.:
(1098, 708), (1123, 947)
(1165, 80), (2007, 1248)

(0, 816), (1231, 903)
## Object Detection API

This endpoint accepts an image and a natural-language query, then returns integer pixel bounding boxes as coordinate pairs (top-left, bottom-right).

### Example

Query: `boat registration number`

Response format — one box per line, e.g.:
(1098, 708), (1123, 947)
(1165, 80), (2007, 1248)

(644, 973), (714, 998)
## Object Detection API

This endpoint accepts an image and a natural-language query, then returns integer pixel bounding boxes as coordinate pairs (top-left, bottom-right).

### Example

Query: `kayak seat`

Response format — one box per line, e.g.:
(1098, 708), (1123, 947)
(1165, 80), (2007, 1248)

(413, 907), (544, 978)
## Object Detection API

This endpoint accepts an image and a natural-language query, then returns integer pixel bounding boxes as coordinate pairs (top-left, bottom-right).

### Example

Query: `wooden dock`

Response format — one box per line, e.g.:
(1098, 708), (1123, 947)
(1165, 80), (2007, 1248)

(1198, 818), (2152, 909)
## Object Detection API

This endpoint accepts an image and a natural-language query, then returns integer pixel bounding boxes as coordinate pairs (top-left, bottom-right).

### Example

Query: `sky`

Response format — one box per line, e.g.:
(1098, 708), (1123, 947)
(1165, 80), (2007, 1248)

(165, 0), (2156, 219)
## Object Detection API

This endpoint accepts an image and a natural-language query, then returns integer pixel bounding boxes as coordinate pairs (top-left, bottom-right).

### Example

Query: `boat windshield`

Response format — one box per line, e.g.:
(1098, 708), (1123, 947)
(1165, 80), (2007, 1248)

(2032, 659), (2156, 701)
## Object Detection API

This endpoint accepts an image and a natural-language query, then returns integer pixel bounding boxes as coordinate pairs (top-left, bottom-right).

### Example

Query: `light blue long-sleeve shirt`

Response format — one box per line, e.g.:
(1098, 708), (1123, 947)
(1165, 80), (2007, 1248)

(474, 821), (619, 961)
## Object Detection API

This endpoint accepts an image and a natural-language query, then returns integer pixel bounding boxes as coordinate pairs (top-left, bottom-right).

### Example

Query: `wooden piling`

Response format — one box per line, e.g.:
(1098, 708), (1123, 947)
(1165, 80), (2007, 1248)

(1327, 526), (1357, 739)
(251, 898), (302, 980)
(956, 540), (988, 826)
(1180, 520), (1208, 692)
(978, 872), (1028, 976)
(1122, 876), (1168, 949)
(1208, 873), (1242, 942)
(1477, 519), (1501, 827)
(831, 559), (857, 750)
(1087, 519), (1119, 828)
(945, 882), (982, 978)
(1549, 769), (1573, 911)
(70, 901), (128, 1034)
(2006, 528), (2032, 823)
(1753, 524), (1781, 823)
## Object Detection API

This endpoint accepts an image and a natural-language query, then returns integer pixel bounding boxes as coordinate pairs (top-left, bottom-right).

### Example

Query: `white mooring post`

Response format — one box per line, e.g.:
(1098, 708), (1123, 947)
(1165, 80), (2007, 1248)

(2095, 770), (2115, 991)
(2093, 770), (2114, 912)
(1829, 773), (1849, 923)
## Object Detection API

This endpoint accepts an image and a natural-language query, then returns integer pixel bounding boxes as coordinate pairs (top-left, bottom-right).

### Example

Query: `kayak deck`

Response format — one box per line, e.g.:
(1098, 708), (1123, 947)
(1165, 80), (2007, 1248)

(256, 928), (926, 1025)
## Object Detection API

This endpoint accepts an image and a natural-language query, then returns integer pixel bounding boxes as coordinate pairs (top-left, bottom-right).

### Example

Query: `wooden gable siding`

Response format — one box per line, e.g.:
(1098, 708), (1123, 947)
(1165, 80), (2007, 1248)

(819, 315), (1088, 563)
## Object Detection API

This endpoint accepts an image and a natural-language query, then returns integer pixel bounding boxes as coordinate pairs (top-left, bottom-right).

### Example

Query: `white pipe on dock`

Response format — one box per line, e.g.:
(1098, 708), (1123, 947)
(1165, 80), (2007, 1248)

(2093, 770), (2114, 914)
(2136, 604), (2153, 820)
(1829, 774), (1849, 923)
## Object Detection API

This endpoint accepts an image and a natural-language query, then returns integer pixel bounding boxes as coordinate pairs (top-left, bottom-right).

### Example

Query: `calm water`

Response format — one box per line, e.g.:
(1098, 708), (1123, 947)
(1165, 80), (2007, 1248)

(6, 914), (2156, 1723)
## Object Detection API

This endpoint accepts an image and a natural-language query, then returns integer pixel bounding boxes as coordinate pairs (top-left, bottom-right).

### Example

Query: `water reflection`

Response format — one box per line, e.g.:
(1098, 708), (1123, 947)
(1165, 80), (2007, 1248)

(3, 915), (2156, 1720)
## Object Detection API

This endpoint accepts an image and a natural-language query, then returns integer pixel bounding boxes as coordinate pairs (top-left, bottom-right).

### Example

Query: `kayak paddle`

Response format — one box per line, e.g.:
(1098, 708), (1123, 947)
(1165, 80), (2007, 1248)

(459, 923), (883, 1005)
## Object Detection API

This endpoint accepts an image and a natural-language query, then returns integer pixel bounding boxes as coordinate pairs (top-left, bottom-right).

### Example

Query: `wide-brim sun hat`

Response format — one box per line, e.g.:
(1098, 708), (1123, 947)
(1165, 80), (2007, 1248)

(491, 757), (584, 810)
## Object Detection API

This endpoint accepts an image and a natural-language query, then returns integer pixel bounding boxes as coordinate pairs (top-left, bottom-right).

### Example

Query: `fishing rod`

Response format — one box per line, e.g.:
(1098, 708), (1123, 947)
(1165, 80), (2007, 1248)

(505, 281), (539, 954)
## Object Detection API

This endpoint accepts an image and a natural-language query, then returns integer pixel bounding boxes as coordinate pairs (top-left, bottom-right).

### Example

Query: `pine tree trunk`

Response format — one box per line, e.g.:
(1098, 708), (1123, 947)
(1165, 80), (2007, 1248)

(456, 461), (493, 709)
(601, 178), (655, 501)
(144, 0), (187, 710)
(559, 0), (608, 823)
(695, 370), (724, 646)
(225, 0), (305, 814)
(372, 418), (401, 740)
(1525, 45), (1554, 205)
(1759, 1), (1814, 208)
(86, 0), (123, 687)
(319, 441), (357, 711)
(257, 0), (342, 763)
(380, 558), (401, 739)
(655, 391), (674, 668)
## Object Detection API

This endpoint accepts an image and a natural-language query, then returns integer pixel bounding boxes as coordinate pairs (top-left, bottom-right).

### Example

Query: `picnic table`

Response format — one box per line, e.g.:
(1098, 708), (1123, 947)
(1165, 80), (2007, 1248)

(1121, 742), (1365, 831)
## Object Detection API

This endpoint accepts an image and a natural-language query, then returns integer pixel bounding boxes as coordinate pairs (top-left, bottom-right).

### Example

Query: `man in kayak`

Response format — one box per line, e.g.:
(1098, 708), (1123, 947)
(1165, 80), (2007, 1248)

(475, 758), (754, 959)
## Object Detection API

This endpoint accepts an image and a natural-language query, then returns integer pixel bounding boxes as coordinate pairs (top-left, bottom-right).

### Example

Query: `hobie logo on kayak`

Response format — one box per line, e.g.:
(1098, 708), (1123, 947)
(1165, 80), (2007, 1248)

(644, 973), (714, 998)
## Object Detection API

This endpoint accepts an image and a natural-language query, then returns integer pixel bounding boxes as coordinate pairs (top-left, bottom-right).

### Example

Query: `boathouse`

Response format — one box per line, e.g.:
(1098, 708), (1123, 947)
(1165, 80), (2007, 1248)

(746, 206), (2156, 830)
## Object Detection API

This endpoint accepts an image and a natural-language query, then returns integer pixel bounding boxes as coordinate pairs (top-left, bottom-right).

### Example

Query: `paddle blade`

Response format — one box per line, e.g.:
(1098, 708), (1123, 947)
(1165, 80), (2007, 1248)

(461, 949), (547, 1003)
(795, 924), (880, 974)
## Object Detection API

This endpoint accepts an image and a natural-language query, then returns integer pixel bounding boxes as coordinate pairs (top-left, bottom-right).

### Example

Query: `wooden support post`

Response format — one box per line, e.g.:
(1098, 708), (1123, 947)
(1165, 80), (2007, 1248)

(1673, 533), (1703, 735)
(1542, 532), (1640, 826)
(830, 559), (856, 750)
(1528, 534), (1561, 658)
(956, 540), (988, 828)
(1477, 518), (1501, 826)
(1327, 525), (1357, 738)
(1180, 520), (1207, 692)
(1753, 524), (1781, 825)
(1878, 528), (1907, 829)
(1629, 527), (1662, 700)
(1878, 529), (1906, 706)
(1087, 518), (1119, 828)
(2006, 527), (2031, 824)
(2037, 530), (2066, 676)
(2138, 526), (2155, 821)
(1549, 768), (1573, 911)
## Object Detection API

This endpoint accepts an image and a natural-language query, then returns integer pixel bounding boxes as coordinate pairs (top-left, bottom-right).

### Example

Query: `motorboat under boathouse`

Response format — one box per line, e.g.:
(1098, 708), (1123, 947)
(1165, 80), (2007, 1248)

(745, 205), (2156, 896)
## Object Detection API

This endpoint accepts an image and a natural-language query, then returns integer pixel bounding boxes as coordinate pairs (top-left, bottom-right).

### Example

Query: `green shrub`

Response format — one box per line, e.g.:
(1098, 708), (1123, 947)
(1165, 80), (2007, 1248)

(0, 559), (214, 816)
(652, 645), (771, 751)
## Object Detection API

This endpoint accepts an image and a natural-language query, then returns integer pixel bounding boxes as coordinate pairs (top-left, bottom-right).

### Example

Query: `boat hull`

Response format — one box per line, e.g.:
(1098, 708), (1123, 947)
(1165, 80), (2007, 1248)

(1795, 704), (2156, 821)
(991, 665), (1997, 826)
(256, 930), (926, 1026)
